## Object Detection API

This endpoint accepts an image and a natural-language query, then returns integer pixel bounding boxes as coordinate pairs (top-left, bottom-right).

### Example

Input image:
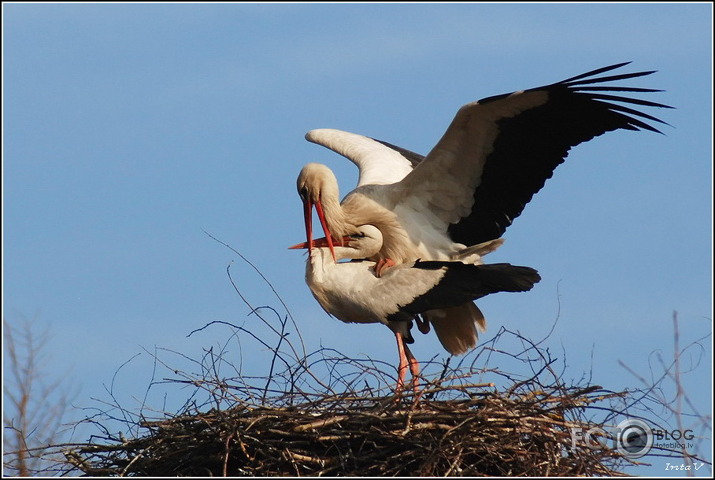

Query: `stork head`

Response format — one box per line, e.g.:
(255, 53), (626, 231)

(289, 224), (383, 261)
(296, 163), (343, 262)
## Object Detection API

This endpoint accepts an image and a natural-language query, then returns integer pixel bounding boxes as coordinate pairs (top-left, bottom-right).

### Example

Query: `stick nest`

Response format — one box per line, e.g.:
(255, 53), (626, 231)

(58, 312), (708, 478)
(70, 379), (635, 476)
(13, 252), (709, 476)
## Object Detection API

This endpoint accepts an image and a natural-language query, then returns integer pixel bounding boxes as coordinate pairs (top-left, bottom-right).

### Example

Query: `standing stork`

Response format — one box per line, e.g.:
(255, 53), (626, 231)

(295, 62), (671, 354)
(290, 226), (540, 391)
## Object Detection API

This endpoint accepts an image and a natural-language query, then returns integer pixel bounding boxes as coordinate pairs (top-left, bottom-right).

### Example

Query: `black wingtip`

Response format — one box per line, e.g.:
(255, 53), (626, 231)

(558, 61), (633, 84)
(553, 63), (672, 134)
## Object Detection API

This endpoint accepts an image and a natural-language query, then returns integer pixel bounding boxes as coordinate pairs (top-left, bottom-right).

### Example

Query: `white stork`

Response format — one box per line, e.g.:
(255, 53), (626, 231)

(290, 226), (540, 391)
(297, 62), (670, 265)
(294, 62), (670, 356)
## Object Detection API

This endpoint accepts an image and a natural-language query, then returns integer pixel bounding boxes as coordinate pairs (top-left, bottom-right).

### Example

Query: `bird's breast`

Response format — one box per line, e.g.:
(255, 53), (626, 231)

(306, 259), (384, 325)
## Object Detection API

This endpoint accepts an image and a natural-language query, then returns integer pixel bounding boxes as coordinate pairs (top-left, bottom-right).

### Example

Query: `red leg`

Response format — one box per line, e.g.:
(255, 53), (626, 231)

(395, 332), (421, 397)
(404, 343), (420, 394)
(394, 331), (409, 392)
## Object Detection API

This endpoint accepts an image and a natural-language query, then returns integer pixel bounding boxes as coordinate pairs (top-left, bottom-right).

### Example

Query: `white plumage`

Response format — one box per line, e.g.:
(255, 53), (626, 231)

(292, 63), (670, 390)
(290, 226), (539, 391)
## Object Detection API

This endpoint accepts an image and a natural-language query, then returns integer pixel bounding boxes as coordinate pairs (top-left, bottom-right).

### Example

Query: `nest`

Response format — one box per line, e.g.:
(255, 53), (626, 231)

(54, 261), (708, 477)
(4, 244), (707, 477)
(69, 381), (633, 477)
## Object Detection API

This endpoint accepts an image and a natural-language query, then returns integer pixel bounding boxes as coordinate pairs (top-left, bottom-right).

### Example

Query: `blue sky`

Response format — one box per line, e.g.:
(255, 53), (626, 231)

(3, 2), (712, 476)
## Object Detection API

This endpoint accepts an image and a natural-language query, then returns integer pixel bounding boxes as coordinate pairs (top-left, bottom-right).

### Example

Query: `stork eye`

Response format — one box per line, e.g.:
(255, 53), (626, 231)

(298, 187), (308, 200)
(349, 232), (367, 239)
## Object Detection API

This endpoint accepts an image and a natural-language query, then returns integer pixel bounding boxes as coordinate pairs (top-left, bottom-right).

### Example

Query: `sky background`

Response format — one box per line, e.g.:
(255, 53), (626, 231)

(3, 2), (713, 476)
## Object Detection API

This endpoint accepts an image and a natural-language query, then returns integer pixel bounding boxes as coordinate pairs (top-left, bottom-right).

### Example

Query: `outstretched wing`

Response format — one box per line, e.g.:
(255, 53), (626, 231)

(391, 62), (673, 245)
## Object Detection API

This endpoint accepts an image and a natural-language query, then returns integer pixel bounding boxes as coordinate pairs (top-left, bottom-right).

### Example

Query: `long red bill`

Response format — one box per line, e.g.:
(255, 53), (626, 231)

(303, 197), (313, 254)
(289, 235), (343, 250)
(313, 199), (336, 262)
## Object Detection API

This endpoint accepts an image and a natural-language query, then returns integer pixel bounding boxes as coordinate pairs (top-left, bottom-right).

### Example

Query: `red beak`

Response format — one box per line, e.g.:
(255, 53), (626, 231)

(300, 197), (337, 262)
(289, 235), (344, 250)
(303, 197), (313, 254)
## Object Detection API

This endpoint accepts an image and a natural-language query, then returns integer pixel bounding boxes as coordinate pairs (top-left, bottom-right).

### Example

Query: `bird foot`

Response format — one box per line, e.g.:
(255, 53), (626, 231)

(374, 258), (396, 277)
(394, 376), (421, 403)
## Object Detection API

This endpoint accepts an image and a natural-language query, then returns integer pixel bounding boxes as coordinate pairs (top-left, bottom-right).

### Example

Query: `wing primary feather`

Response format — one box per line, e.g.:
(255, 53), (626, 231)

(596, 102), (671, 128)
(559, 69), (657, 87)
(442, 62), (671, 246)
(571, 86), (664, 93)
(586, 93), (673, 109)
(556, 61), (633, 83)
